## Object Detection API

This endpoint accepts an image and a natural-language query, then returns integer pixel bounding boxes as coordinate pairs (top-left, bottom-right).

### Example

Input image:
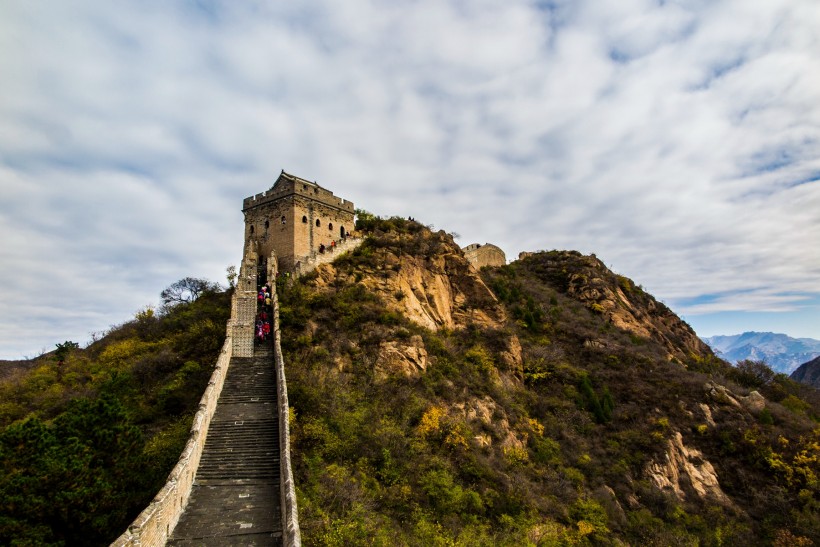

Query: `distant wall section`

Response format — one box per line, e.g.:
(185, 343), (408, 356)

(462, 243), (506, 269)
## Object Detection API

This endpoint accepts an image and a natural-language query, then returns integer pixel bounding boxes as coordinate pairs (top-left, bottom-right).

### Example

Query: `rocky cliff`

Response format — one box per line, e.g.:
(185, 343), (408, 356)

(513, 250), (713, 363)
(313, 228), (506, 333)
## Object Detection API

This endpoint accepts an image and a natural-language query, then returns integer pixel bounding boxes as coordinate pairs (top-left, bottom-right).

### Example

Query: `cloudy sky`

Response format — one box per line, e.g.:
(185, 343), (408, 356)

(1, 0), (819, 359)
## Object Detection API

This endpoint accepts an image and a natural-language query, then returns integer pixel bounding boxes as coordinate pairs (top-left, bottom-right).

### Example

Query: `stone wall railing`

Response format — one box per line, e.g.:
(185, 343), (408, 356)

(293, 236), (363, 277)
(272, 288), (301, 546)
(110, 314), (234, 546)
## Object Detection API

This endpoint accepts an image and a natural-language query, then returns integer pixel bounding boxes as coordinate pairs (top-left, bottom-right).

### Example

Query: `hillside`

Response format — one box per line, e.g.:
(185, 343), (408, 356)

(279, 216), (820, 545)
(792, 356), (820, 389)
(0, 289), (231, 546)
(2, 216), (819, 546)
(704, 332), (820, 374)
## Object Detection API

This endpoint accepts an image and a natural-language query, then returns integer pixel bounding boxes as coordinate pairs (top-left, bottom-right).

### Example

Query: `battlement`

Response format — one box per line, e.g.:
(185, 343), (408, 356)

(243, 171), (354, 213)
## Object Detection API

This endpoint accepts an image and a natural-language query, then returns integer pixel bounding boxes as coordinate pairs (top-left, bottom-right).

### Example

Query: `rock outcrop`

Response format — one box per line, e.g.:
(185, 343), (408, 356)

(645, 431), (733, 506)
(517, 251), (714, 363)
(364, 250), (507, 332)
(374, 335), (428, 382)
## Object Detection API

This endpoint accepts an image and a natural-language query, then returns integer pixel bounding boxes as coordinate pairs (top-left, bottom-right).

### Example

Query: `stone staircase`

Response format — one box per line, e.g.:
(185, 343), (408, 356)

(167, 344), (282, 546)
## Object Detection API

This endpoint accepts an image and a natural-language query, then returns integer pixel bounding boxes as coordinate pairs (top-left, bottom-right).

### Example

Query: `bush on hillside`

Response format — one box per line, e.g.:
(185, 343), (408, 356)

(0, 283), (231, 545)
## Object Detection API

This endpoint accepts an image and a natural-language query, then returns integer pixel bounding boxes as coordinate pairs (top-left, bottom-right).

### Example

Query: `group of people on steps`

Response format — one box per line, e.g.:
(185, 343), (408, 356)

(255, 282), (273, 344)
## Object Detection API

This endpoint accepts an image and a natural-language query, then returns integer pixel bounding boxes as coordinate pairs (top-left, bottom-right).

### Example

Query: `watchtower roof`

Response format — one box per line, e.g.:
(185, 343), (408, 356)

(242, 170), (354, 213)
(278, 171), (322, 189)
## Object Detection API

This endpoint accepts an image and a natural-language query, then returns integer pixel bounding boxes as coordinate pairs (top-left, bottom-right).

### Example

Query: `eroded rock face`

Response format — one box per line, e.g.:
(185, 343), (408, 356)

(499, 335), (523, 375)
(374, 335), (428, 382)
(705, 381), (742, 408)
(451, 396), (526, 449)
(360, 247), (507, 332)
(698, 403), (716, 427)
(453, 396), (496, 426)
(645, 431), (732, 506)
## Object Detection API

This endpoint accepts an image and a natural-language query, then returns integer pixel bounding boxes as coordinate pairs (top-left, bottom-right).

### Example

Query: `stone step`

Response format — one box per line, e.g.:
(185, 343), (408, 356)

(170, 346), (283, 544)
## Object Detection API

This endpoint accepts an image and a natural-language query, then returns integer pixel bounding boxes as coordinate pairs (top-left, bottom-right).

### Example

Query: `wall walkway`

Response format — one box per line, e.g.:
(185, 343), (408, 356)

(109, 228), (359, 545)
(292, 236), (363, 276)
(166, 343), (282, 545)
(111, 288), (301, 545)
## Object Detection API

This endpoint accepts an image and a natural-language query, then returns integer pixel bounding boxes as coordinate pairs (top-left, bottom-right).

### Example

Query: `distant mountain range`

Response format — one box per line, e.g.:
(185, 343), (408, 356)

(702, 331), (820, 374)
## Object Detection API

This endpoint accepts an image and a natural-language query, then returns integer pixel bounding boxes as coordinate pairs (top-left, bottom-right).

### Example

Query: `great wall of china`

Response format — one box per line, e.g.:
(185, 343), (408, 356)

(111, 172), (500, 546)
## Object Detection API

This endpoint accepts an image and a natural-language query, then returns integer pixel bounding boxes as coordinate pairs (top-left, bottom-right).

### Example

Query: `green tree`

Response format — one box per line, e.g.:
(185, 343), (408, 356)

(226, 265), (237, 289)
(0, 393), (151, 545)
(54, 340), (79, 365)
(160, 277), (219, 307)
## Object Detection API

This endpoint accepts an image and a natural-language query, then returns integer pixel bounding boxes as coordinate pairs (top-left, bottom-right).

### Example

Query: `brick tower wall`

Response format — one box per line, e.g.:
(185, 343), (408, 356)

(243, 173), (354, 272)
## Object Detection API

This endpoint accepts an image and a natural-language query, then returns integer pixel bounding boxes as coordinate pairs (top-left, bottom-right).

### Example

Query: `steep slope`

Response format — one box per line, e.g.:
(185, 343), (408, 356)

(278, 217), (820, 545)
(513, 250), (713, 363)
(0, 289), (231, 546)
(791, 355), (820, 389)
(704, 332), (820, 374)
(0, 359), (37, 382)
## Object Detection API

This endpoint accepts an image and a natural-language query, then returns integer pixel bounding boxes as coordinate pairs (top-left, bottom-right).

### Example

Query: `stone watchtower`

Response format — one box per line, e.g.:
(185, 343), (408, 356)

(462, 243), (506, 269)
(242, 171), (355, 274)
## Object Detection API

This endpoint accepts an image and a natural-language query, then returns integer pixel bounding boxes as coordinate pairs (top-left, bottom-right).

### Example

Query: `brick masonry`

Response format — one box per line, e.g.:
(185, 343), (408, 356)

(462, 242), (507, 269)
(243, 172), (355, 273)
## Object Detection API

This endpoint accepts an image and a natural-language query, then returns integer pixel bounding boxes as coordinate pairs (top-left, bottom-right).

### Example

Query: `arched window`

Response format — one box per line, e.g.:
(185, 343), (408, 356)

(302, 215), (308, 223)
(264, 220), (269, 230)
(315, 219), (321, 227)
(250, 225), (255, 234)
(281, 216), (286, 225)
(328, 222), (333, 231)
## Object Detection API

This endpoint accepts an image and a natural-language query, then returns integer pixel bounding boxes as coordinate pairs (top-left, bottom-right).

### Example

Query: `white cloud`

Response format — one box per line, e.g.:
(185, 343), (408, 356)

(1, 0), (819, 358)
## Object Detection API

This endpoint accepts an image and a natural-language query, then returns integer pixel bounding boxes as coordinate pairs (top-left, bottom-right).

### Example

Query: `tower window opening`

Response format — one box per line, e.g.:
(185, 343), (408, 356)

(281, 215), (286, 224)
(328, 222), (333, 231)
(302, 215), (307, 223)
(250, 225), (255, 234)
(316, 219), (321, 227)
(340, 226), (346, 238)
(264, 220), (269, 230)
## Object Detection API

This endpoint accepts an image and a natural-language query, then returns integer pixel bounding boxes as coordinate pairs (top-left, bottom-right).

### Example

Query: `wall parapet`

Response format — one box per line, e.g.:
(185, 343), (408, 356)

(110, 317), (234, 547)
(292, 236), (363, 277)
(272, 288), (302, 546)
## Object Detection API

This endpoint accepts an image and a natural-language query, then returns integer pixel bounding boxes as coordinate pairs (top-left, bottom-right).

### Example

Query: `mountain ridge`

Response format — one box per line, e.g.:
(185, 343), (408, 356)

(703, 331), (820, 374)
(278, 216), (820, 544)
(3, 216), (819, 544)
